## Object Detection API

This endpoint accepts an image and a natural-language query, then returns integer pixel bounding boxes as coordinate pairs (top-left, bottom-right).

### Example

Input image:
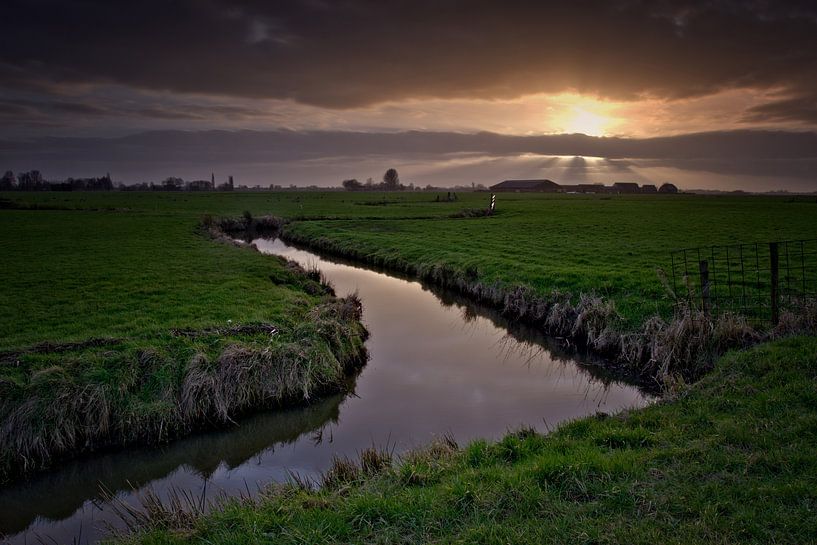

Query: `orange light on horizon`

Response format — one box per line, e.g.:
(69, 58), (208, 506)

(540, 94), (620, 137)
(563, 107), (608, 136)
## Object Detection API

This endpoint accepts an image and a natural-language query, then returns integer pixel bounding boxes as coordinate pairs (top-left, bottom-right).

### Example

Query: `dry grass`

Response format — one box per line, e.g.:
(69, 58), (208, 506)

(774, 297), (817, 337)
(100, 443), (395, 537)
(637, 307), (761, 382)
(101, 485), (220, 538)
(107, 336), (817, 545)
(320, 445), (393, 490)
(279, 224), (817, 389)
(1, 295), (367, 483)
(205, 214), (286, 239)
(179, 298), (366, 424)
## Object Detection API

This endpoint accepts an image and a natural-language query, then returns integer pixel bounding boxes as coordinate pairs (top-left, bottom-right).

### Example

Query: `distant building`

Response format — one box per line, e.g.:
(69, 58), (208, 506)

(188, 180), (212, 191)
(490, 179), (560, 192)
(612, 182), (641, 193)
(217, 175), (235, 191)
(489, 178), (679, 195)
(560, 183), (608, 194)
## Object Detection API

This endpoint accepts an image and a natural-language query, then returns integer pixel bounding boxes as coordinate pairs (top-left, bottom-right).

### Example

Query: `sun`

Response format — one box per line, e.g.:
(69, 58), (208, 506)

(543, 94), (618, 136)
(564, 107), (609, 136)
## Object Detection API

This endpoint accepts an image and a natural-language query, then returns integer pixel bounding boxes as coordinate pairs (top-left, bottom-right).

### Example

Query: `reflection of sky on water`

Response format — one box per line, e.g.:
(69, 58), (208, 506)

(1, 239), (651, 545)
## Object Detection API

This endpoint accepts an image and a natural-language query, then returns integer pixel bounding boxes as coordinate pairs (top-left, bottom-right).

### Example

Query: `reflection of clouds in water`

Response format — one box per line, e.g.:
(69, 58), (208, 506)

(430, 281), (632, 399)
(5, 237), (651, 545)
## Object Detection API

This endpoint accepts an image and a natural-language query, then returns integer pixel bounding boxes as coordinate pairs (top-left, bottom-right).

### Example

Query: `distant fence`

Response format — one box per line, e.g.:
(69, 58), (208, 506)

(670, 239), (817, 325)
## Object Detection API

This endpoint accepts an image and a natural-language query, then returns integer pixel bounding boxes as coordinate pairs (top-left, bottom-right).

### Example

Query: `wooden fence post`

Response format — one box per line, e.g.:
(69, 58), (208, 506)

(770, 242), (779, 325)
(699, 260), (710, 315)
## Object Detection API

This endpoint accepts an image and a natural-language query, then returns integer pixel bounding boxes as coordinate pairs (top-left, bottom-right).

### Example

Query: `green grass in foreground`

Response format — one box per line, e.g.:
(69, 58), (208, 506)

(116, 336), (817, 545)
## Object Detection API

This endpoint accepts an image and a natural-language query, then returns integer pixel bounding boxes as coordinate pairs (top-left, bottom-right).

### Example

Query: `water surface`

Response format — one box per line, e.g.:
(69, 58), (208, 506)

(1, 238), (652, 544)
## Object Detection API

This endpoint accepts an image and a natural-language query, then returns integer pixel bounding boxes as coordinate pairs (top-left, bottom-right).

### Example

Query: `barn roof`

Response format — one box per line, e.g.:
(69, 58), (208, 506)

(490, 179), (559, 190)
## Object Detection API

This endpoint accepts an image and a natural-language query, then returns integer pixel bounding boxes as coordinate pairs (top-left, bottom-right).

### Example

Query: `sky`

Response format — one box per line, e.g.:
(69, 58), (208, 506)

(1, 0), (816, 190)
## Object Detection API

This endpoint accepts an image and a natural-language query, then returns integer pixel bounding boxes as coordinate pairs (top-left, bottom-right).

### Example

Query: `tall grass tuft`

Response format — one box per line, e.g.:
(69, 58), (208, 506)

(1, 295), (368, 483)
(179, 295), (368, 425)
(641, 306), (760, 382)
(278, 219), (817, 389)
(101, 485), (217, 537)
(320, 444), (393, 490)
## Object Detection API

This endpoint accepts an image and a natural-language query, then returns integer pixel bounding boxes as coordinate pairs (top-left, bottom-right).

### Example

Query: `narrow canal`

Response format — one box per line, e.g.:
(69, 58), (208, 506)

(1, 238), (652, 544)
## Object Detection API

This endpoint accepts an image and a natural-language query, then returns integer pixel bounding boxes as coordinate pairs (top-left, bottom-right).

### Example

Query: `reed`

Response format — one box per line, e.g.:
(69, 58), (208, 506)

(279, 224), (817, 388)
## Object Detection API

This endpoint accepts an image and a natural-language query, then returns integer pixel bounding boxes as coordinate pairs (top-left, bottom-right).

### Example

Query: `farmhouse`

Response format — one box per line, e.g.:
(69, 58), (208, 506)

(560, 183), (608, 194)
(187, 180), (213, 191)
(489, 178), (679, 194)
(612, 182), (641, 193)
(490, 179), (561, 192)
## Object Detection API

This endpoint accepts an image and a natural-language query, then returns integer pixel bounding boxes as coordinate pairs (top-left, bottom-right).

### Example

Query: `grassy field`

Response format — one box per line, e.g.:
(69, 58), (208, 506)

(279, 192), (817, 325)
(0, 193), (371, 482)
(2, 190), (816, 481)
(5, 191), (816, 331)
(114, 336), (817, 544)
(273, 191), (817, 380)
(0, 190), (469, 349)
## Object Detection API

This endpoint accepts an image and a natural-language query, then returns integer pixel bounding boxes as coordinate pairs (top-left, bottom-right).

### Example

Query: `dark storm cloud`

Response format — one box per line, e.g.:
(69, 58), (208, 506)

(1, 129), (815, 187)
(743, 94), (817, 124)
(3, 128), (814, 162)
(131, 103), (272, 121)
(1, 0), (816, 118)
(0, 97), (272, 126)
(0, 99), (110, 119)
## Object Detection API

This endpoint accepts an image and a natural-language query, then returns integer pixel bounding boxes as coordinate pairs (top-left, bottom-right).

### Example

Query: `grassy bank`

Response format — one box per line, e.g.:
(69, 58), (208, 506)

(3, 191), (816, 479)
(6, 191), (816, 331)
(245, 192), (817, 382)
(0, 200), (368, 483)
(280, 192), (817, 325)
(113, 336), (817, 544)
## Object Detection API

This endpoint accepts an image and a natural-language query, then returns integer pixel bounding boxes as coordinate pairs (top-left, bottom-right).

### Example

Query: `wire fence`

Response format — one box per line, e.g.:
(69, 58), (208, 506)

(670, 239), (817, 325)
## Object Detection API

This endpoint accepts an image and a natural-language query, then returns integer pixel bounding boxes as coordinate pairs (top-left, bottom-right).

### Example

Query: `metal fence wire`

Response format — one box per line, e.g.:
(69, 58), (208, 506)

(670, 239), (817, 325)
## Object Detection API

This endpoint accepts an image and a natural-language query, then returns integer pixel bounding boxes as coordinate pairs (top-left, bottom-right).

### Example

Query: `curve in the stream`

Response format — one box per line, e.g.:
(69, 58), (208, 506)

(1, 238), (652, 545)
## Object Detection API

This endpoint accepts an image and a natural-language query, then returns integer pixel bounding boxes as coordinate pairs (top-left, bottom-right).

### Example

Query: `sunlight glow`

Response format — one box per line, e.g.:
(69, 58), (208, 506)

(541, 94), (620, 137)
(564, 107), (608, 136)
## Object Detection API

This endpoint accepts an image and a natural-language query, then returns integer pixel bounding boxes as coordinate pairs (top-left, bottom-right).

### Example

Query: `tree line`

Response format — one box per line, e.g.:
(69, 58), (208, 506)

(1, 170), (114, 191)
(0, 171), (240, 192)
(342, 168), (407, 191)
(341, 168), (490, 192)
